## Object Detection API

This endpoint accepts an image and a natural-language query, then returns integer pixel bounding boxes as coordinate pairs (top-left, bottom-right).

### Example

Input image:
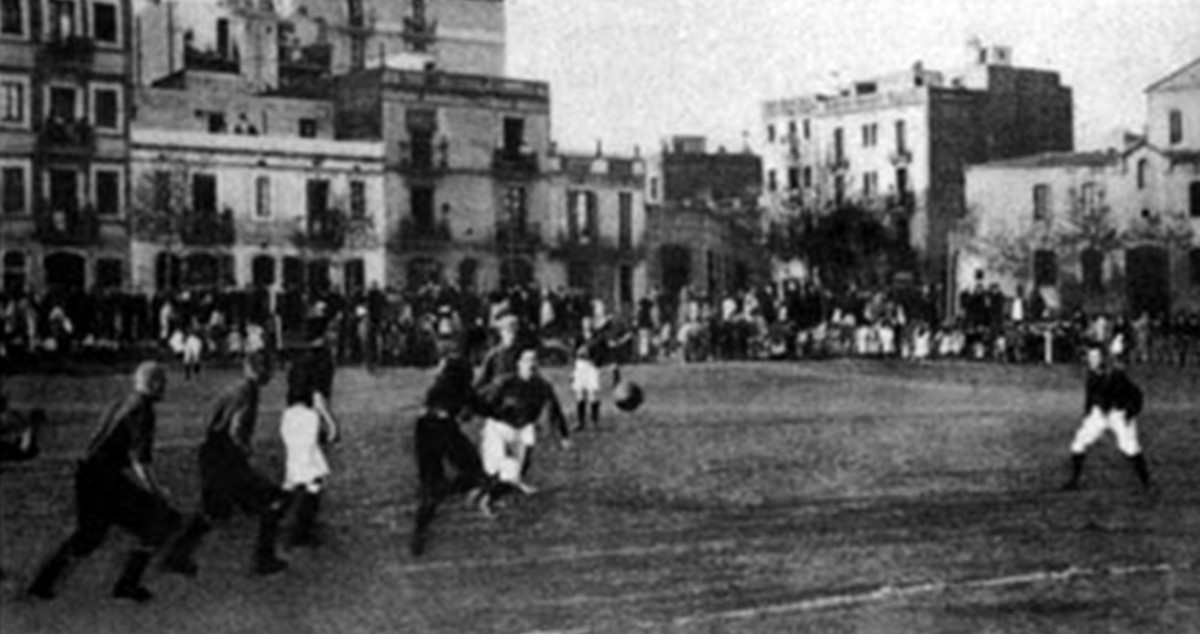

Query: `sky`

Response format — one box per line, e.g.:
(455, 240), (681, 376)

(506, 0), (1200, 156)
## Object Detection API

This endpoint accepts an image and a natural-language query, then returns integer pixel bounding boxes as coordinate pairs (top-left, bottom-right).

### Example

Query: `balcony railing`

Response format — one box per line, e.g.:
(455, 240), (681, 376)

(38, 35), (95, 66)
(184, 46), (239, 74)
(394, 217), (452, 250)
(396, 140), (449, 176)
(36, 118), (94, 155)
(179, 208), (236, 246)
(889, 148), (913, 165)
(494, 220), (543, 253)
(304, 212), (345, 250)
(33, 201), (100, 246)
(492, 149), (539, 177)
(550, 232), (645, 260)
(826, 155), (850, 172)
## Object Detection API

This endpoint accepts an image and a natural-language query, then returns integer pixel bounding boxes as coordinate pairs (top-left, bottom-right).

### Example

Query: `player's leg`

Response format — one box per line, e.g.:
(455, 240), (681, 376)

(1111, 411), (1152, 490)
(1064, 408), (1107, 490)
(114, 481), (183, 602)
(411, 416), (450, 556)
(27, 462), (115, 599)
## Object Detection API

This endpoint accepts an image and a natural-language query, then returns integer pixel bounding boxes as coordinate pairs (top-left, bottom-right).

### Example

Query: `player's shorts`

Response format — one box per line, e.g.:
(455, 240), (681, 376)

(280, 405), (330, 492)
(480, 418), (535, 483)
(572, 359), (601, 396)
(1071, 406), (1141, 456)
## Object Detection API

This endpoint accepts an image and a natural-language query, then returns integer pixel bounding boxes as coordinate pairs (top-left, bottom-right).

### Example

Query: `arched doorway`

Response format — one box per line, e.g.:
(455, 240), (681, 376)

(659, 244), (691, 300)
(1126, 246), (1170, 318)
(407, 257), (442, 289)
(44, 252), (86, 291)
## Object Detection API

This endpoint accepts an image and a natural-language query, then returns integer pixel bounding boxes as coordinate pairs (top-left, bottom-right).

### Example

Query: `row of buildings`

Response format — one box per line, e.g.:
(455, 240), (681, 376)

(760, 40), (1200, 318)
(0, 0), (766, 318)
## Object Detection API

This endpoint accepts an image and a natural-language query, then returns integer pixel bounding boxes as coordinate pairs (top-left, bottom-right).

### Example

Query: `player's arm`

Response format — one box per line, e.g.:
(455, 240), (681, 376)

(313, 391), (339, 443)
(128, 409), (167, 497)
(541, 381), (571, 447)
(227, 403), (254, 455)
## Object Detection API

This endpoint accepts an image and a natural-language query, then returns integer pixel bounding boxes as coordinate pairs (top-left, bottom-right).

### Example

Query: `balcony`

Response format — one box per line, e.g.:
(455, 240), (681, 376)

(38, 35), (95, 68)
(393, 217), (452, 250)
(395, 140), (449, 177)
(494, 220), (543, 253)
(184, 46), (239, 74)
(550, 232), (645, 261)
(33, 201), (100, 246)
(36, 118), (94, 156)
(889, 148), (913, 166)
(492, 149), (539, 178)
(401, 15), (438, 51)
(180, 208), (236, 246)
(826, 155), (850, 172)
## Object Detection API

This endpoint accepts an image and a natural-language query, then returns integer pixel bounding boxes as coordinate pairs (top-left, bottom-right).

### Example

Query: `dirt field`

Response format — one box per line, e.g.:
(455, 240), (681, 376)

(2, 359), (1199, 633)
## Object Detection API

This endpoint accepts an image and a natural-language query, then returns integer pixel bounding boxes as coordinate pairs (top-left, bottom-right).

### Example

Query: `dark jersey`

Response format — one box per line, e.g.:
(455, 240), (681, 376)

(205, 379), (259, 452)
(287, 347), (334, 407)
(1084, 368), (1143, 417)
(475, 343), (520, 391)
(482, 374), (569, 438)
(575, 330), (612, 366)
(85, 392), (155, 471)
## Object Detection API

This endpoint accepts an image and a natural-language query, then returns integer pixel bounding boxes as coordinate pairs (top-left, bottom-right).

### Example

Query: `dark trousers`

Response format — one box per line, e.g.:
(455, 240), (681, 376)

(410, 413), (488, 554)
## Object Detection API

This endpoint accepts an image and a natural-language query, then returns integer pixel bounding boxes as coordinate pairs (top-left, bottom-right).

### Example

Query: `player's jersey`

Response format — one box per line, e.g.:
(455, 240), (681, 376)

(205, 379), (259, 452)
(1084, 369), (1143, 417)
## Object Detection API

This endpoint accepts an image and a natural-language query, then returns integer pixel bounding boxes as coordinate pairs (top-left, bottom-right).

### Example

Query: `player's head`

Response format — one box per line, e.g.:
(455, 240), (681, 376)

(427, 355), (475, 410)
(245, 350), (272, 386)
(517, 347), (539, 379)
(134, 361), (168, 401)
(1084, 342), (1106, 371)
(497, 314), (519, 344)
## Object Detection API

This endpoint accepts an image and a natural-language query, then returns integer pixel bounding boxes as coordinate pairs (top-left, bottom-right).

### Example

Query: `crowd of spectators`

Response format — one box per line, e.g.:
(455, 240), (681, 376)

(4, 275), (1200, 372)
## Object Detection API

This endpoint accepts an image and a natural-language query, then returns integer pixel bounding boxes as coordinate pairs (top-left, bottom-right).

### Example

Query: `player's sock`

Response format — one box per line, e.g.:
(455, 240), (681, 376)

(112, 549), (154, 602)
(1063, 453), (1085, 490)
(253, 501), (288, 574)
(1129, 453), (1152, 489)
(575, 401), (587, 430)
(590, 401), (600, 427)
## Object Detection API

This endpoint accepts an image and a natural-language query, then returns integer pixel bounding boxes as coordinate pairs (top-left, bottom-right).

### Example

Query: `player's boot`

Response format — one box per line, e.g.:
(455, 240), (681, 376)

(26, 541), (76, 600)
(1129, 453), (1153, 492)
(1062, 453), (1086, 491)
(112, 550), (154, 602)
(289, 490), (322, 548)
(161, 515), (210, 576)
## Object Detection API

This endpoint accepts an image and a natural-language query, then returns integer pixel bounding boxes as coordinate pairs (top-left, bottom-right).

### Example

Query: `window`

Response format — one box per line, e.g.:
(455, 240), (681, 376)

(502, 117), (524, 155)
(96, 258), (121, 289)
(787, 167), (799, 191)
(91, 1), (117, 44)
(895, 120), (907, 152)
(505, 185), (528, 227)
(3, 251), (26, 295)
(252, 255), (275, 287)
(618, 191), (632, 249)
(649, 177), (658, 201)
(803, 119), (810, 140)
(192, 173), (217, 213)
(766, 124), (775, 143)
(48, 85), (76, 120)
(93, 168), (119, 216)
(1, 78), (25, 124)
(344, 259), (365, 295)
(2, 165), (26, 214)
(834, 175), (845, 206)
(1081, 248), (1104, 293)
(767, 169), (777, 192)
(833, 128), (844, 162)
(299, 118), (316, 138)
(1033, 249), (1057, 287)
(1169, 109), (1182, 145)
(254, 176), (270, 218)
(1080, 182), (1098, 214)
(411, 185), (434, 231)
(1032, 184), (1050, 221)
(1191, 182), (1200, 218)
(1137, 158), (1149, 190)
(2, 0), (25, 36)
(91, 86), (119, 130)
(619, 264), (633, 307)
(1191, 249), (1200, 287)
(861, 123), (878, 147)
(787, 120), (797, 139)
(152, 170), (170, 210)
(863, 171), (878, 198)
(49, 0), (76, 39)
(282, 256), (304, 290)
(207, 112), (226, 133)
(48, 168), (78, 212)
(350, 180), (366, 218)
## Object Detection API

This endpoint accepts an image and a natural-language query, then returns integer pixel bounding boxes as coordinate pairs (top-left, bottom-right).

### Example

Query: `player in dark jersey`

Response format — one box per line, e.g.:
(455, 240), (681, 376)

(1062, 342), (1152, 492)
(27, 362), (182, 602)
(474, 314), (521, 392)
(409, 353), (497, 556)
(161, 352), (288, 576)
(477, 348), (571, 503)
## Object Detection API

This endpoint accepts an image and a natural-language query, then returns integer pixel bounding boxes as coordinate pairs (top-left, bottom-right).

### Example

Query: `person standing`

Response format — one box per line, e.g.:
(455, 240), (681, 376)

(160, 352), (288, 576)
(475, 314), (521, 391)
(1062, 342), (1152, 492)
(280, 325), (340, 548)
(27, 362), (182, 602)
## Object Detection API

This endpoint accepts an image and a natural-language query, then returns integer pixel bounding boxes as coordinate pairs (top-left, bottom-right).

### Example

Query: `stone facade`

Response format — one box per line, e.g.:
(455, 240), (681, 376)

(761, 43), (1074, 307)
(1, 0), (134, 294)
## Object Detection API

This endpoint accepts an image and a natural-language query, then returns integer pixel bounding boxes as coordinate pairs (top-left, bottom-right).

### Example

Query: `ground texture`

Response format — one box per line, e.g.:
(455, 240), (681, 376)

(2, 359), (1198, 633)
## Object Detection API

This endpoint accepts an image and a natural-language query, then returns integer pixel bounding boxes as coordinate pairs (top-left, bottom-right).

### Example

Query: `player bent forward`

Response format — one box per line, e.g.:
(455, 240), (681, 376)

(27, 362), (183, 602)
(1062, 342), (1152, 492)
(160, 352), (289, 577)
(478, 348), (571, 502)
(280, 335), (340, 548)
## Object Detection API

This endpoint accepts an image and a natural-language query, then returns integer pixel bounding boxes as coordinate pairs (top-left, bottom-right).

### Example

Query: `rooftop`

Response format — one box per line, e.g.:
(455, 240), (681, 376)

(972, 150), (1118, 170)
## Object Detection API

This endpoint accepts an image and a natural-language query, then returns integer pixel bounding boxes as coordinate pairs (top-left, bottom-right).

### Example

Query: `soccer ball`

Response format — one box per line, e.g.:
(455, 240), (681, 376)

(613, 380), (644, 412)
